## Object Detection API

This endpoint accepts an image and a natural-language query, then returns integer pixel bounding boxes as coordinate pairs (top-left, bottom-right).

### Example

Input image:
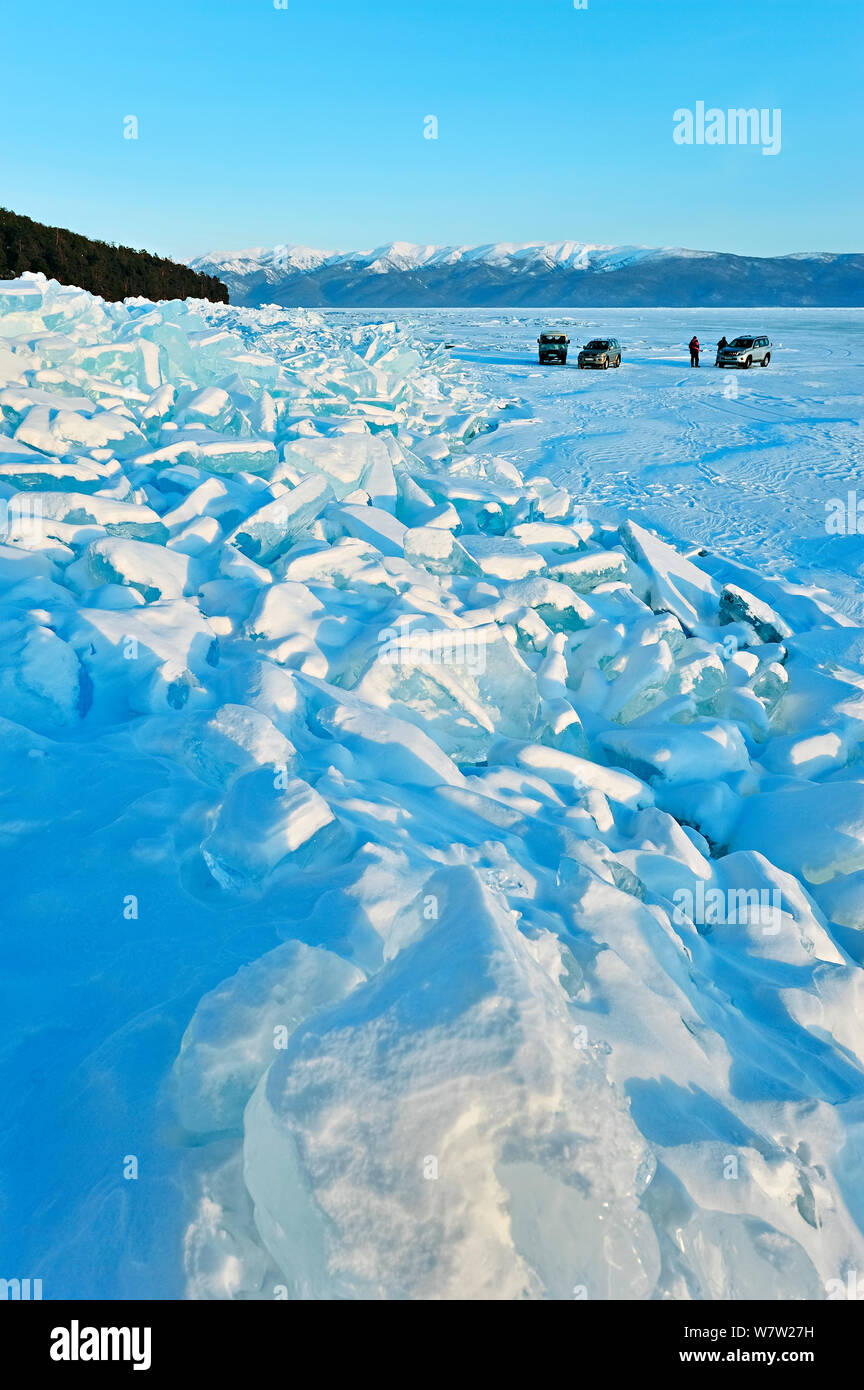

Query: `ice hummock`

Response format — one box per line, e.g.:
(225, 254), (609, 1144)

(1, 273), (864, 1301)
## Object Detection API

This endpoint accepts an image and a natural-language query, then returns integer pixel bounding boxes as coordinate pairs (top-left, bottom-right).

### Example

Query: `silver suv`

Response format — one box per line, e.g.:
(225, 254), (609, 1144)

(717, 335), (772, 368)
(578, 337), (621, 369)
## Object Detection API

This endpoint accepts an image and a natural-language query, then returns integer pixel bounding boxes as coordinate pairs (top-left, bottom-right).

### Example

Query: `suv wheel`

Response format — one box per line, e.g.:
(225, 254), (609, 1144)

(602, 357), (609, 369)
(614, 355), (621, 368)
(744, 356), (752, 369)
(761, 353), (770, 367)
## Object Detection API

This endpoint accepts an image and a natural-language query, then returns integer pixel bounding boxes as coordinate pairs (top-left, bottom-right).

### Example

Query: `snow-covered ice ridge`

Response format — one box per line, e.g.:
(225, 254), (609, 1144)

(3, 271), (864, 1301)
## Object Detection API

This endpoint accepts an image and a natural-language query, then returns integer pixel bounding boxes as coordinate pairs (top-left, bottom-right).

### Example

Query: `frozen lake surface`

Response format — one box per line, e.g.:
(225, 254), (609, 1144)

(338, 308), (864, 619)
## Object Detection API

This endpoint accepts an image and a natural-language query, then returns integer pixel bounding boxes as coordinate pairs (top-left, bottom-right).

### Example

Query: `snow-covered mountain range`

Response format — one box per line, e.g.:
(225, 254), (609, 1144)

(190, 240), (864, 308)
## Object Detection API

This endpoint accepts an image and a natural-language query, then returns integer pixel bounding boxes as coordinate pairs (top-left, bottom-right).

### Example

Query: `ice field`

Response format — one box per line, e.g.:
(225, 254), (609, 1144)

(398, 308), (864, 621)
(2, 278), (864, 1300)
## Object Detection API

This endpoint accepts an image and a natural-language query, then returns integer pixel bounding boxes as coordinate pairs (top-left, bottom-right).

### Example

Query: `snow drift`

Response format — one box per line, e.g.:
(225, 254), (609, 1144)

(1, 272), (864, 1300)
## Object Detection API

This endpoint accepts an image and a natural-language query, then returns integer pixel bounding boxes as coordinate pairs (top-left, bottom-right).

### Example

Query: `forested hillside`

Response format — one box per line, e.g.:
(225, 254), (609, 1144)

(0, 208), (228, 303)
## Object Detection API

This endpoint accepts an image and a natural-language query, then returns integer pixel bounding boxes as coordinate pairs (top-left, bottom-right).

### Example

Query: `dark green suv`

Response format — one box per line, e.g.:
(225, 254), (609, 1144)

(538, 332), (570, 364)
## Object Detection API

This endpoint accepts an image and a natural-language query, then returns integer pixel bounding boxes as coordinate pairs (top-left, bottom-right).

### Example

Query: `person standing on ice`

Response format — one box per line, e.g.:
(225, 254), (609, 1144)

(689, 335), (701, 367)
(715, 335), (728, 365)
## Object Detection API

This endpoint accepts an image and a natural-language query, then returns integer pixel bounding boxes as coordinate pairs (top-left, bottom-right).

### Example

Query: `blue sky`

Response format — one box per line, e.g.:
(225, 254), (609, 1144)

(2, 0), (861, 259)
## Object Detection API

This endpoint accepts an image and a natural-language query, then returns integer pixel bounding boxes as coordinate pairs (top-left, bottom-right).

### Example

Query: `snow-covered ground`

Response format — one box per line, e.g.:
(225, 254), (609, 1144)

(2, 279), (864, 1301)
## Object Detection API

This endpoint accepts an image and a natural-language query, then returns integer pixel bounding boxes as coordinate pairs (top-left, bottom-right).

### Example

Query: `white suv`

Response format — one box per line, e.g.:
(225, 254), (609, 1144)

(717, 335), (772, 368)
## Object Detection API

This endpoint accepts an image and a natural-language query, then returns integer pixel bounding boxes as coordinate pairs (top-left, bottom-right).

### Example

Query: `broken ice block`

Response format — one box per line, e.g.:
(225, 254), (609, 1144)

(324, 503), (407, 559)
(72, 536), (194, 601)
(0, 619), (82, 729)
(0, 277), (44, 315)
(181, 436), (278, 477)
(403, 526), (481, 576)
(29, 492), (167, 541)
(228, 475), (333, 564)
(203, 769), (336, 888)
(498, 576), (594, 631)
(459, 534), (545, 581)
(619, 520), (719, 629)
(175, 940), (364, 1132)
(546, 548), (627, 592)
(719, 585), (792, 643)
(601, 720), (750, 785)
